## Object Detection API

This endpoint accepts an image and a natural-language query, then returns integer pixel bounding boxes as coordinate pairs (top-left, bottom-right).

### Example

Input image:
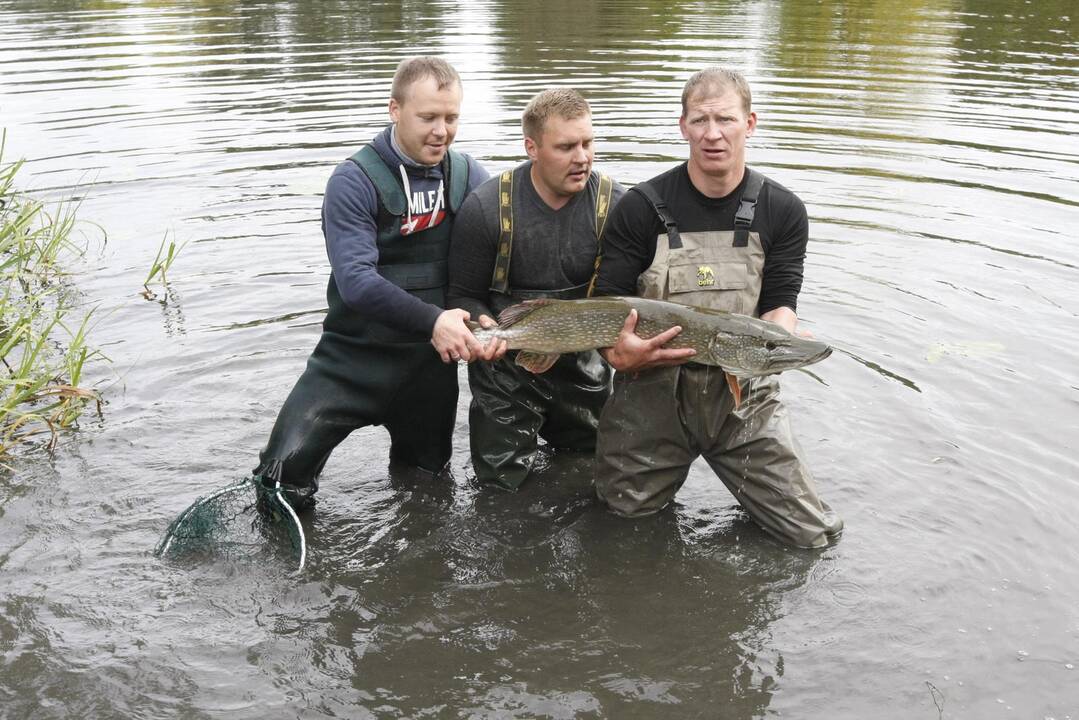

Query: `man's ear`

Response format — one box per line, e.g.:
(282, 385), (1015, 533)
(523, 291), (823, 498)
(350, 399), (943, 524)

(524, 136), (539, 161)
(678, 115), (689, 141)
(388, 98), (401, 124)
(745, 111), (757, 137)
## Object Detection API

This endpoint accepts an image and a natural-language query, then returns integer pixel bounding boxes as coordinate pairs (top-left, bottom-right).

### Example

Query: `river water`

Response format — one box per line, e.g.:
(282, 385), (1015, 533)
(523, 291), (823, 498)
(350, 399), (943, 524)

(1, 1), (1077, 717)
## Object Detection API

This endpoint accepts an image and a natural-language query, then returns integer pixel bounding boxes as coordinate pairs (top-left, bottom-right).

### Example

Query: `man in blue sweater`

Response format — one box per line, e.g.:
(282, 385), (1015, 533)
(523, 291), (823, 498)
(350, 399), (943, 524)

(254, 57), (490, 509)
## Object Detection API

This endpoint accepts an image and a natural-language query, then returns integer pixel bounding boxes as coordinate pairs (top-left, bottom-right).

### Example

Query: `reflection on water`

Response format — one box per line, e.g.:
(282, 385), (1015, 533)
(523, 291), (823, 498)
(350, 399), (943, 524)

(1, 0), (1078, 716)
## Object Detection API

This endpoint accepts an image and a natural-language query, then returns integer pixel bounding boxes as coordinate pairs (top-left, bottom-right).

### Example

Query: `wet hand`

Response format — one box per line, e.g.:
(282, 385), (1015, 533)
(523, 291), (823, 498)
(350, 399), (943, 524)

(431, 309), (481, 363)
(599, 309), (696, 372)
(760, 306), (814, 338)
(470, 314), (508, 362)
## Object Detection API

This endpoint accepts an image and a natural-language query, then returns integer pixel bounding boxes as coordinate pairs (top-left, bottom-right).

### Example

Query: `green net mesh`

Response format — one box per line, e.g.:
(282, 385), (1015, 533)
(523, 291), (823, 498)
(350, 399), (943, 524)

(154, 477), (306, 572)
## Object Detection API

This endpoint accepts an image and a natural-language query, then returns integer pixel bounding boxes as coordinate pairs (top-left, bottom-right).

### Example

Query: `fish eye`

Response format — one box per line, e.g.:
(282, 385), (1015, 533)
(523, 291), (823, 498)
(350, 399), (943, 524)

(765, 341), (777, 351)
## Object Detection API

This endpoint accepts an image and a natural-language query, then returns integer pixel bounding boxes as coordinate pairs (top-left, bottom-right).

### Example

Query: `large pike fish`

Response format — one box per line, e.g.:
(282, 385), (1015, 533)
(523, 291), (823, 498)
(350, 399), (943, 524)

(470, 296), (832, 407)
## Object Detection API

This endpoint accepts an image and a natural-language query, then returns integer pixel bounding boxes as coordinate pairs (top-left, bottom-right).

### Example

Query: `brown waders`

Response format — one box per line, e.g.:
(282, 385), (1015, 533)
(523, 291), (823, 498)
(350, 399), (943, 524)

(594, 169), (842, 548)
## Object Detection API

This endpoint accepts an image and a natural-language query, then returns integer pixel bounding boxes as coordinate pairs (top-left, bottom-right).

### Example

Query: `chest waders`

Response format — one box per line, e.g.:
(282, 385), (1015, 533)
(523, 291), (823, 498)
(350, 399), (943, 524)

(255, 147), (470, 507)
(594, 168), (843, 548)
(467, 169), (615, 490)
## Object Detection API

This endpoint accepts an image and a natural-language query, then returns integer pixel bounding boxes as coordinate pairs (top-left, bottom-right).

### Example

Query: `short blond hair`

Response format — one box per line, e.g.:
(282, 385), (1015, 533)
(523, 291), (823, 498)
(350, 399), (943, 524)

(681, 67), (752, 117)
(391, 56), (460, 103)
(522, 88), (591, 142)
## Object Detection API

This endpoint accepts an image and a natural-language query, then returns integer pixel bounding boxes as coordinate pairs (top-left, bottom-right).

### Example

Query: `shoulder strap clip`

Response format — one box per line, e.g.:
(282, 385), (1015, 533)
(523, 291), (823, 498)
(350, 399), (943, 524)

(733, 167), (766, 248)
(632, 181), (682, 250)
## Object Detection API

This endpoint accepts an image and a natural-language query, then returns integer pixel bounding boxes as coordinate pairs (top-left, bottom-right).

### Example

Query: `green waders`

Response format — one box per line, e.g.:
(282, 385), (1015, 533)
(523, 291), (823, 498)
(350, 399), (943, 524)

(468, 170), (614, 490)
(594, 169), (843, 548)
(255, 146), (470, 507)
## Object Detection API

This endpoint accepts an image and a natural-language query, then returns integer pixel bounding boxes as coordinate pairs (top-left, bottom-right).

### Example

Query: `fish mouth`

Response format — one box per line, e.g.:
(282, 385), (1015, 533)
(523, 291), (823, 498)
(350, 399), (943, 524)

(792, 341), (832, 367)
(758, 342), (832, 375)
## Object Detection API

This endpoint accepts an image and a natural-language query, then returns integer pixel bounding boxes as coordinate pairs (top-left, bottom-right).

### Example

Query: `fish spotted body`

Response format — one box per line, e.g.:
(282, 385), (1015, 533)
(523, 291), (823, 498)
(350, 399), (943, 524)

(470, 297), (832, 387)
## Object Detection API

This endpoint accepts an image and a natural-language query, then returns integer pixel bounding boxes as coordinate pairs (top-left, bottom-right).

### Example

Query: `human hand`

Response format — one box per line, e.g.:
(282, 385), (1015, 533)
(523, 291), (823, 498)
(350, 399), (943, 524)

(760, 306), (813, 338)
(431, 309), (481, 363)
(599, 309), (696, 372)
(471, 314), (507, 362)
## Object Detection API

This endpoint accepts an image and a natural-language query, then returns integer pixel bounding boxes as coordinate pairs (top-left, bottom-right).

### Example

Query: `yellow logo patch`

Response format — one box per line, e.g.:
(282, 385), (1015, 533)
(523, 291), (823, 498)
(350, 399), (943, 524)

(697, 265), (715, 287)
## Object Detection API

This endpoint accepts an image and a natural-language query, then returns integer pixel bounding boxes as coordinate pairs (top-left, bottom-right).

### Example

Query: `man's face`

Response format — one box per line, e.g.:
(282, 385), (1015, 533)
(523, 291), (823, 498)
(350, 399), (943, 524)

(389, 76), (462, 166)
(679, 87), (756, 179)
(525, 113), (594, 200)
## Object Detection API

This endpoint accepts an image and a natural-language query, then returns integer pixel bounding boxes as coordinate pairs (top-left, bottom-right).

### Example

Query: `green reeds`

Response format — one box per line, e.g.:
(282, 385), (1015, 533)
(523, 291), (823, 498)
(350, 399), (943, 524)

(0, 130), (103, 458)
(141, 232), (185, 299)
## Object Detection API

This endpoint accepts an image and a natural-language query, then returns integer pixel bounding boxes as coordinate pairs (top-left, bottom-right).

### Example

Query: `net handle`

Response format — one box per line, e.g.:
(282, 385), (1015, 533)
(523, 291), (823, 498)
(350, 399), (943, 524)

(276, 479), (307, 573)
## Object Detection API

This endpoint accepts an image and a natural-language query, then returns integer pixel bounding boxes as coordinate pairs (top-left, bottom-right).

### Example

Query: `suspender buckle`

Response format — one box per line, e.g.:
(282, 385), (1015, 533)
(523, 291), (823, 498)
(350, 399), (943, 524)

(733, 198), (755, 247)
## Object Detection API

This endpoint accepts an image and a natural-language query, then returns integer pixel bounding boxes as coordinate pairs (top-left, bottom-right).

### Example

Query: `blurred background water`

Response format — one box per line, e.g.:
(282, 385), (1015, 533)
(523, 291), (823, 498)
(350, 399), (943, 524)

(1, 0), (1077, 717)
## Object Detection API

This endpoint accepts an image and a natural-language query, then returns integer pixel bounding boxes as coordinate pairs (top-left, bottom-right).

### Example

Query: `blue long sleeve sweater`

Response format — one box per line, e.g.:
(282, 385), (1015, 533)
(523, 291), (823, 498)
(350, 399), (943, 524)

(321, 125), (489, 336)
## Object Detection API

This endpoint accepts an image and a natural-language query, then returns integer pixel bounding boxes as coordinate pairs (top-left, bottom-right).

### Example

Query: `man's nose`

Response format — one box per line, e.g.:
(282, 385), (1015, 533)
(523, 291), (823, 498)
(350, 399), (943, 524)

(431, 118), (447, 137)
(573, 144), (590, 164)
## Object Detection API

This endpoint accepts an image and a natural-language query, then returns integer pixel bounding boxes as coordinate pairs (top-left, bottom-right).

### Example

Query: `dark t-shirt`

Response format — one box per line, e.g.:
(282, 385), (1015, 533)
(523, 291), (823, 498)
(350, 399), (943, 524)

(592, 163), (808, 314)
(448, 161), (625, 320)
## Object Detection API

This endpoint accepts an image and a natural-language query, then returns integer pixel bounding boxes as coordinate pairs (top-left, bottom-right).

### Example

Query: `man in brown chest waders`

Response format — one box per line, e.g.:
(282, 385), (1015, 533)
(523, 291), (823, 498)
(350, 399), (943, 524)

(447, 88), (625, 489)
(590, 67), (843, 548)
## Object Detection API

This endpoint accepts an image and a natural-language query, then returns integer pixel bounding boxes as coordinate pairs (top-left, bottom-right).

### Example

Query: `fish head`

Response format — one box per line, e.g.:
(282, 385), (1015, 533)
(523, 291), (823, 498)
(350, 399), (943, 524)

(710, 321), (832, 377)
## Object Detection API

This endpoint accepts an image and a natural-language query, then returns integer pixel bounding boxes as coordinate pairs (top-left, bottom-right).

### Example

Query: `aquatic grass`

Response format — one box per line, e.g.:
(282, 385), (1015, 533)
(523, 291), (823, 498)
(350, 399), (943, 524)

(141, 232), (186, 299)
(0, 130), (104, 458)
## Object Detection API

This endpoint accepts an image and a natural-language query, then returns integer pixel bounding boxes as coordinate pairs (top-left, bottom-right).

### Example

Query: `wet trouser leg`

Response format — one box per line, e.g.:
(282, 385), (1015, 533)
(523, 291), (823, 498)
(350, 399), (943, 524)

(594, 367), (695, 513)
(467, 358), (546, 490)
(384, 353), (458, 473)
(468, 351), (611, 490)
(694, 371), (843, 549)
(538, 350), (611, 451)
(256, 336), (457, 504)
(594, 365), (842, 548)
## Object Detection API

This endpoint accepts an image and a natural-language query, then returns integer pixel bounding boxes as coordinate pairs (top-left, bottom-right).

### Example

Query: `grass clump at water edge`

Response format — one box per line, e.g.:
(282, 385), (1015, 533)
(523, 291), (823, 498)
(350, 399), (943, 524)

(0, 131), (105, 458)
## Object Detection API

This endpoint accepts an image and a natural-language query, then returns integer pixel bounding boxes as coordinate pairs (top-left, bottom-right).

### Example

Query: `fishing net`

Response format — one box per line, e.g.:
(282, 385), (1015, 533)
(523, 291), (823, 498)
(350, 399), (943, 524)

(154, 476), (307, 572)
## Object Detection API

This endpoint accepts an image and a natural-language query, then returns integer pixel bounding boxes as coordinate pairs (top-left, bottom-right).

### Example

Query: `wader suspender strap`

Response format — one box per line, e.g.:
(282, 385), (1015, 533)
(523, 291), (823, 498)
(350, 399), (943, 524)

(445, 149), (469, 213)
(350, 146), (469, 217)
(634, 168), (766, 250)
(350, 145), (407, 217)
(587, 173), (615, 297)
(492, 171), (612, 297)
(594, 173), (613, 239)
(632, 182), (683, 249)
(490, 169), (515, 294)
(733, 167), (765, 248)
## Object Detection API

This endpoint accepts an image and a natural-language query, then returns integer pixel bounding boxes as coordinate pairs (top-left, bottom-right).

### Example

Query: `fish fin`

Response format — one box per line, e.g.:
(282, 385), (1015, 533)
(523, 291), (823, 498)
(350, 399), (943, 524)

(497, 298), (554, 328)
(516, 351), (561, 374)
(725, 371), (742, 409)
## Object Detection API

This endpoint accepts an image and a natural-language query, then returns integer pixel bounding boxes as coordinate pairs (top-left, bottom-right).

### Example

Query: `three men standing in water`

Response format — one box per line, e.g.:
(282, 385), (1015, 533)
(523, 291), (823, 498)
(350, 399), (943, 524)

(255, 57), (841, 548)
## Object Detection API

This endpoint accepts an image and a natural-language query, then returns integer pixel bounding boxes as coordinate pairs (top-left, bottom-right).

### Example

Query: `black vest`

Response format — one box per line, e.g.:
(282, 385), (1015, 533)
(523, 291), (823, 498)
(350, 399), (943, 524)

(322, 145), (469, 343)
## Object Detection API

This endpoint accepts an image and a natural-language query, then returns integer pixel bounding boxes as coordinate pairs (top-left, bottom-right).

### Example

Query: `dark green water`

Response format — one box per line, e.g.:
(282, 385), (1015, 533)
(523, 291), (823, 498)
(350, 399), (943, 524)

(1, 1), (1077, 717)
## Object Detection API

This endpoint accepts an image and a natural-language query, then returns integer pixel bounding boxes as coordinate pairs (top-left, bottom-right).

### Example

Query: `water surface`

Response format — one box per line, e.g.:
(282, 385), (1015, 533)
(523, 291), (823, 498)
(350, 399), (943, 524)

(1, 1), (1078, 717)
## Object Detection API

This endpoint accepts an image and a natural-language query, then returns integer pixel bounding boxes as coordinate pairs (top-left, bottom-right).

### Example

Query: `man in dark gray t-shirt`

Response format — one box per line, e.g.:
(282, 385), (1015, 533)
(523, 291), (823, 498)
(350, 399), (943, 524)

(447, 88), (626, 490)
